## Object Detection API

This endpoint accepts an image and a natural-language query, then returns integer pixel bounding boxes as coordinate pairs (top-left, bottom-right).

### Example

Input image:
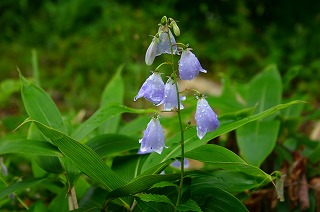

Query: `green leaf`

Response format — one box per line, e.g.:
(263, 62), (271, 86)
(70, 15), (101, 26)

(190, 170), (266, 193)
(86, 134), (139, 158)
(30, 120), (131, 208)
(177, 199), (202, 212)
(142, 101), (304, 172)
(208, 76), (244, 113)
(60, 157), (81, 188)
(0, 138), (61, 156)
(136, 198), (173, 212)
(35, 156), (64, 174)
(30, 121), (126, 190)
(236, 120), (280, 166)
(112, 154), (149, 182)
(20, 73), (66, 133)
(192, 187), (248, 212)
(135, 194), (174, 206)
(248, 64), (282, 118)
(235, 65), (282, 166)
(71, 104), (157, 141)
(119, 115), (150, 137)
(0, 177), (46, 199)
(185, 144), (272, 182)
(20, 73), (71, 177)
(151, 181), (178, 189)
(106, 173), (180, 200)
(99, 65), (124, 133)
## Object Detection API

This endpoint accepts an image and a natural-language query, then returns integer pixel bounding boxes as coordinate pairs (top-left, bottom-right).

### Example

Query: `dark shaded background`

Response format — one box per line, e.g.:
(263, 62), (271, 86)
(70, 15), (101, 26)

(1, 0), (320, 128)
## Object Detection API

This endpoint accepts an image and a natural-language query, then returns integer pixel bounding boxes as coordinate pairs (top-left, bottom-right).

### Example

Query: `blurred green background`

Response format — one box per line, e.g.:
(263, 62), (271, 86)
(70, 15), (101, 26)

(1, 0), (320, 133)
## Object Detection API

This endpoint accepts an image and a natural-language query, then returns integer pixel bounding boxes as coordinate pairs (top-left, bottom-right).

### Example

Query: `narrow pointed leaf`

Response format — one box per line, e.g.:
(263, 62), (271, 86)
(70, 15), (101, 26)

(0, 177), (46, 199)
(135, 194), (174, 206)
(185, 144), (272, 183)
(142, 101), (304, 172)
(86, 134), (138, 158)
(99, 65), (124, 133)
(20, 74), (66, 133)
(71, 105), (157, 141)
(30, 120), (127, 190)
(192, 187), (248, 212)
(0, 138), (61, 156)
(106, 173), (180, 199)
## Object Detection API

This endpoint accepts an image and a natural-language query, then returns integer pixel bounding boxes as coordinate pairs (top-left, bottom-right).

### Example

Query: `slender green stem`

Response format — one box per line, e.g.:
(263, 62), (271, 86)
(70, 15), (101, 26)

(165, 28), (185, 210)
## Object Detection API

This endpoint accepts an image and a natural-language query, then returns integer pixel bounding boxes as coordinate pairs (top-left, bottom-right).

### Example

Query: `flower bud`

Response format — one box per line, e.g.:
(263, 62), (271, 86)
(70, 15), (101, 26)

(160, 16), (167, 25)
(145, 37), (158, 66)
(171, 20), (180, 36)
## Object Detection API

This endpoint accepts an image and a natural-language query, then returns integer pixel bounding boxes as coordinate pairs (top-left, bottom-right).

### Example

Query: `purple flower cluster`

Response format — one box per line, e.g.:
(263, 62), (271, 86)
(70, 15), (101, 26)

(136, 17), (219, 154)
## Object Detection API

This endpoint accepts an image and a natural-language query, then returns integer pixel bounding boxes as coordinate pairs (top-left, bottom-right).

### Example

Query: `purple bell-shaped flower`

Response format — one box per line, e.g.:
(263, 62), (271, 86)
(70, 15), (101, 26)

(139, 118), (165, 154)
(195, 98), (219, 139)
(134, 72), (164, 105)
(163, 78), (185, 111)
(145, 37), (158, 66)
(179, 48), (207, 80)
(156, 26), (178, 56)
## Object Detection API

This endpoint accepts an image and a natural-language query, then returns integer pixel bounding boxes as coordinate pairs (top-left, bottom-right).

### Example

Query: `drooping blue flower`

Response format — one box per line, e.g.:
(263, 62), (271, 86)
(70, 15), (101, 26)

(179, 48), (207, 80)
(139, 118), (165, 154)
(195, 98), (219, 139)
(134, 73), (164, 105)
(145, 37), (158, 66)
(156, 26), (178, 56)
(163, 78), (185, 111)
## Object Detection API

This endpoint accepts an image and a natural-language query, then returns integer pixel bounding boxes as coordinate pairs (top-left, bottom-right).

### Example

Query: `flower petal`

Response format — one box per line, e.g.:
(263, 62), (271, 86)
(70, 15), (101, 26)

(163, 78), (184, 111)
(156, 26), (178, 56)
(134, 73), (164, 105)
(195, 98), (219, 139)
(139, 118), (165, 154)
(145, 37), (158, 66)
(179, 48), (207, 80)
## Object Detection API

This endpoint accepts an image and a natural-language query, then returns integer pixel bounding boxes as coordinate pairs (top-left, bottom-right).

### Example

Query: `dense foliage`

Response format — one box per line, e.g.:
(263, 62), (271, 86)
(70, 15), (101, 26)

(1, 0), (320, 211)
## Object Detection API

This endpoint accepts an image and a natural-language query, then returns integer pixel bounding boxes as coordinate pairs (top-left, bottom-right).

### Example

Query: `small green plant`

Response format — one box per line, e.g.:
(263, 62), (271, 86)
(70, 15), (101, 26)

(0, 16), (305, 211)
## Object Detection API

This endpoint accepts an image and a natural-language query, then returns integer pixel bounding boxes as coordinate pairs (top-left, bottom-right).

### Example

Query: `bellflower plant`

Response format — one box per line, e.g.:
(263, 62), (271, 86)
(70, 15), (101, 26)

(163, 78), (185, 111)
(134, 72), (164, 105)
(135, 16), (219, 210)
(195, 97), (220, 139)
(179, 48), (207, 80)
(139, 117), (165, 154)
